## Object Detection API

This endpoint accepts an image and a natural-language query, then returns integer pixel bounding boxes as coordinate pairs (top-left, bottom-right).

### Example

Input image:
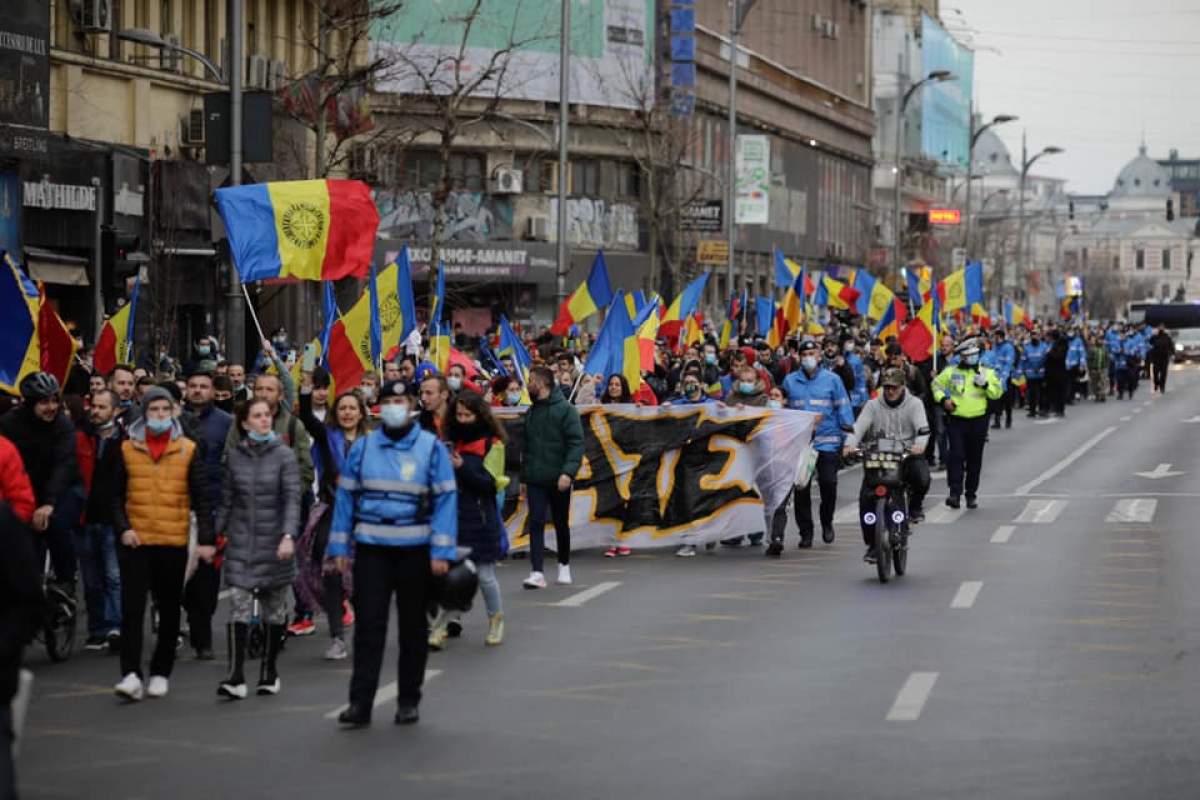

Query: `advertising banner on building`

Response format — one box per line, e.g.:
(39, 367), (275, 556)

(920, 12), (974, 169)
(370, 0), (655, 111)
(680, 199), (723, 232)
(735, 135), (770, 225)
(0, 0), (50, 129)
(500, 405), (817, 551)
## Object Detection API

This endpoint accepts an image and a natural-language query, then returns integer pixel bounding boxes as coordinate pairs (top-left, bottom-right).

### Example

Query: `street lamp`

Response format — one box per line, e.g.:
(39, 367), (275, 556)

(892, 69), (953, 292)
(117, 28), (224, 81)
(727, 0), (759, 304)
(1015, 132), (1063, 300)
(962, 113), (1017, 257)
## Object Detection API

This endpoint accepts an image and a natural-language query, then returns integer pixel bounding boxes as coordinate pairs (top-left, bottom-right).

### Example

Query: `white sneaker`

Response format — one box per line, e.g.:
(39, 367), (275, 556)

(114, 672), (144, 701)
(145, 675), (169, 698)
(675, 545), (697, 558)
(522, 571), (547, 589)
(556, 564), (573, 585)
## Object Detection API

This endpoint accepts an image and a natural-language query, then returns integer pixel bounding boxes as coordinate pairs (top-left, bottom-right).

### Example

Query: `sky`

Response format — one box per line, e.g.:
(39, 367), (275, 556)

(949, 0), (1200, 194)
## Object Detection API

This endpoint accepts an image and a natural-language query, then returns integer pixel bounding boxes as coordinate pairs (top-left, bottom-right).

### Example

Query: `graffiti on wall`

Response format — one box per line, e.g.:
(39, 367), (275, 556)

(376, 190), (513, 242)
(550, 197), (639, 249)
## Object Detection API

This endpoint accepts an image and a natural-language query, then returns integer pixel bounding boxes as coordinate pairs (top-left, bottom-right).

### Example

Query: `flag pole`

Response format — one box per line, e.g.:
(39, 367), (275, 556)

(240, 284), (268, 346)
(567, 366), (586, 404)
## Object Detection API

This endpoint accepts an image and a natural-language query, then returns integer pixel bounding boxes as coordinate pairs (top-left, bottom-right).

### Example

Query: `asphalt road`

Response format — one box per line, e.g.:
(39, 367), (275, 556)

(16, 365), (1200, 800)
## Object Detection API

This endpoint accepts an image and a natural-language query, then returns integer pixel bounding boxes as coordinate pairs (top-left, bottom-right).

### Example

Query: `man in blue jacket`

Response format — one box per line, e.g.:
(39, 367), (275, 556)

(1020, 333), (1049, 418)
(1065, 328), (1087, 405)
(769, 339), (854, 555)
(985, 329), (1016, 429)
(329, 380), (456, 728)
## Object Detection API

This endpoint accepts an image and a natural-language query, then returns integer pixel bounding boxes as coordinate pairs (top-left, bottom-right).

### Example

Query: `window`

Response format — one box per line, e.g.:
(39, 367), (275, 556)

(618, 162), (641, 198)
(572, 160), (600, 196)
(1163, 248), (1172, 271)
(398, 153), (484, 191)
(1136, 248), (1145, 270)
(518, 156), (555, 193)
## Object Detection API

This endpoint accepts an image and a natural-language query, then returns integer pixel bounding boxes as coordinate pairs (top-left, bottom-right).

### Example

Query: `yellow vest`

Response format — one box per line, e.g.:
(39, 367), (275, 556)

(121, 436), (197, 547)
(932, 365), (1002, 419)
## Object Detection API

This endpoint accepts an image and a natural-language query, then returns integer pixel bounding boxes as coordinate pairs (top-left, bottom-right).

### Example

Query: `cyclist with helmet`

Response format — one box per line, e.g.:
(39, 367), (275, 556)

(931, 338), (1002, 510)
(843, 368), (930, 562)
(0, 372), (82, 591)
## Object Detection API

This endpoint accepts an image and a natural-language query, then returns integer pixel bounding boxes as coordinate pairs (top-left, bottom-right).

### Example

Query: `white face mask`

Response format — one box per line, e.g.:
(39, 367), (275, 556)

(801, 356), (819, 372)
(379, 403), (415, 429)
(447, 376), (463, 392)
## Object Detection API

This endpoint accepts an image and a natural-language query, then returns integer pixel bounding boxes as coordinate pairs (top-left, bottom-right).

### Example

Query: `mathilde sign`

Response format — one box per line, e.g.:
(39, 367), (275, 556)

(23, 177), (97, 212)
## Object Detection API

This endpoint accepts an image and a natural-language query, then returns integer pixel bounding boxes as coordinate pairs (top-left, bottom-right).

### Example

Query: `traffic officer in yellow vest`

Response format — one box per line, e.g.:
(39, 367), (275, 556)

(931, 338), (1002, 510)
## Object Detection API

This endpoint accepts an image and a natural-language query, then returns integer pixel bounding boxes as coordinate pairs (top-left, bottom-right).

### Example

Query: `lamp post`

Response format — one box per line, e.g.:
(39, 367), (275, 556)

(555, 0), (570, 307)
(892, 69), (953, 291)
(963, 113), (1017, 256)
(117, 28), (223, 80)
(726, 0), (758, 302)
(1015, 131), (1063, 300)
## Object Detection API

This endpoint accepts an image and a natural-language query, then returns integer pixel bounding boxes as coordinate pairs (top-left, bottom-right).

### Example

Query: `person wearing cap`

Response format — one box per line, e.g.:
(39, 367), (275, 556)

(110, 385), (214, 701)
(771, 339), (854, 554)
(931, 338), (1002, 510)
(328, 379), (456, 727)
(843, 368), (930, 561)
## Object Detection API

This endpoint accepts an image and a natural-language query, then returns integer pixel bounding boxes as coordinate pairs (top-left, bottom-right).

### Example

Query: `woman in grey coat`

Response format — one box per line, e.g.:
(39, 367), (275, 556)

(217, 398), (300, 699)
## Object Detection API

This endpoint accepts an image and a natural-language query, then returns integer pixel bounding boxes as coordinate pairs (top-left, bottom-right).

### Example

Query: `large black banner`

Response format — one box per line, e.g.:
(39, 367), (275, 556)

(0, 0), (50, 129)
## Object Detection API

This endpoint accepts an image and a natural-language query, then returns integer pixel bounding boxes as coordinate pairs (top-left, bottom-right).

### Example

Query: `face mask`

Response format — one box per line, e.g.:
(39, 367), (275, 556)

(884, 388), (906, 408)
(801, 356), (819, 372)
(379, 403), (414, 429)
(704, 353), (717, 366)
(447, 376), (462, 392)
(273, 336), (287, 347)
(145, 417), (172, 435)
(685, 385), (701, 397)
(248, 429), (276, 443)
(505, 391), (522, 406)
(94, 419), (116, 431)
(964, 354), (980, 367)
(119, 398), (132, 408)
(196, 345), (211, 356)
(739, 381), (756, 395)
(844, 342), (854, 353)
(360, 387), (377, 403)
(766, 400), (783, 410)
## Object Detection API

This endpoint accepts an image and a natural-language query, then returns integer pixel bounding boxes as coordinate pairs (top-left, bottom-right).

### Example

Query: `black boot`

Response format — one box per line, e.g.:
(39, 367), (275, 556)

(257, 624), (286, 696)
(338, 703), (372, 727)
(218, 623), (248, 700)
(765, 538), (783, 557)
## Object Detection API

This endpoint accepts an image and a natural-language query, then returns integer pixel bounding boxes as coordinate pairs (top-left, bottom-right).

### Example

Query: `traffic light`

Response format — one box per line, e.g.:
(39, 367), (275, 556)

(1167, 199), (1175, 221)
(1068, 199), (1074, 221)
(101, 225), (141, 290)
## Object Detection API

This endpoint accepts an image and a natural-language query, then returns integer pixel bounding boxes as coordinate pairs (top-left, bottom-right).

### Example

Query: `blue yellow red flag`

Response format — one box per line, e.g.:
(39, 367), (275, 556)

(550, 250), (613, 335)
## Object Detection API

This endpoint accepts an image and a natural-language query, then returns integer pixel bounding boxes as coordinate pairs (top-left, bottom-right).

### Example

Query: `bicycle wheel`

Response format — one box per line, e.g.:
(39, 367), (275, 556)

(44, 600), (76, 663)
(875, 498), (891, 583)
(894, 534), (908, 576)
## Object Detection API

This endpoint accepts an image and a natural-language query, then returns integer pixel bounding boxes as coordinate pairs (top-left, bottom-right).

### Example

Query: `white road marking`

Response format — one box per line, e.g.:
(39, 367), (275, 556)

(923, 504), (965, 524)
(1120, 416), (1132, 422)
(950, 581), (983, 609)
(1106, 498), (1157, 524)
(1014, 427), (1117, 496)
(553, 581), (622, 607)
(886, 672), (939, 721)
(833, 502), (860, 524)
(1134, 463), (1185, 480)
(1033, 418), (1061, 426)
(324, 670), (442, 719)
(1133, 408), (1142, 414)
(1014, 499), (1067, 524)
(990, 525), (1015, 544)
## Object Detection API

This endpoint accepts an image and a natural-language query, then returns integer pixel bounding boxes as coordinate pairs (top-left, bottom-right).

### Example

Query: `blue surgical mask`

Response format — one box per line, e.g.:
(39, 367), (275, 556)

(704, 353), (717, 366)
(801, 356), (819, 372)
(196, 345), (211, 356)
(964, 354), (980, 367)
(119, 397), (132, 408)
(738, 381), (756, 394)
(505, 391), (522, 406)
(447, 376), (463, 392)
(379, 403), (415, 429)
(145, 417), (172, 435)
(766, 399), (783, 410)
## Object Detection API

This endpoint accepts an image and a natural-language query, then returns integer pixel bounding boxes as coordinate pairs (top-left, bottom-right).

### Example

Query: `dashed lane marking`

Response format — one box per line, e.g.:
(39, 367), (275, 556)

(1014, 499), (1067, 524)
(1106, 498), (1157, 524)
(990, 525), (1016, 544)
(886, 672), (939, 721)
(1015, 427), (1117, 496)
(1120, 416), (1132, 422)
(950, 581), (983, 609)
(553, 581), (622, 607)
(324, 669), (441, 719)
(923, 504), (966, 524)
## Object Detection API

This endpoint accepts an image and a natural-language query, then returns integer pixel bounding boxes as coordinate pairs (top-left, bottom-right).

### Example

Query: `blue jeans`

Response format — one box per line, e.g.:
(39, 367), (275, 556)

(526, 484), (572, 573)
(73, 523), (122, 637)
(477, 563), (502, 616)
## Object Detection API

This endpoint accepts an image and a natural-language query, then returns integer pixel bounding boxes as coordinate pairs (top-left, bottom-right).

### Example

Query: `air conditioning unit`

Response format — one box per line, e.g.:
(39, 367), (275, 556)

(492, 168), (524, 195)
(181, 109), (205, 145)
(72, 0), (112, 32)
(246, 54), (269, 89)
(526, 216), (550, 241)
(811, 13), (824, 32)
(267, 59), (287, 90)
(160, 34), (182, 72)
(831, 23), (841, 39)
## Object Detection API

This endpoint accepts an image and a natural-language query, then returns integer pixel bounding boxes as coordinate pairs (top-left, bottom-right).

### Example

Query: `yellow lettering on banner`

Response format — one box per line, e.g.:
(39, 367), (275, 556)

(697, 240), (730, 265)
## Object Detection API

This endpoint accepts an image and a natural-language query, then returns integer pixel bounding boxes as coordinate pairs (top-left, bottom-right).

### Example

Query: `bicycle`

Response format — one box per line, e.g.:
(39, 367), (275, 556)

(859, 437), (910, 584)
(39, 553), (77, 662)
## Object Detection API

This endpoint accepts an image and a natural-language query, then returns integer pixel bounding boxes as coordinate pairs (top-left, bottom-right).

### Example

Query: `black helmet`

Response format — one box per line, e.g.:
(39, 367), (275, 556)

(432, 559), (479, 612)
(19, 371), (61, 401)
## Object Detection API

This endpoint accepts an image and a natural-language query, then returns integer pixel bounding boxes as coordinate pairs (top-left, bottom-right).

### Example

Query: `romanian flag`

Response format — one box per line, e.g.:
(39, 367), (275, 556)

(660, 272), (710, 344)
(1003, 300), (1031, 329)
(429, 261), (451, 374)
(774, 248), (803, 290)
(497, 315), (532, 374)
(94, 275), (141, 377)
(906, 266), (933, 307)
(0, 252), (41, 394)
(682, 314), (704, 349)
(813, 275), (861, 311)
(214, 179), (379, 283)
(939, 261), (985, 313)
(767, 304), (785, 349)
(318, 282), (339, 367)
(855, 270), (896, 321)
(550, 250), (613, 335)
(755, 297), (776, 338)
(718, 292), (740, 349)
(326, 252), (417, 391)
(582, 291), (639, 390)
(899, 298), (935, 363)
(804, 303), (826, 336)
(971, 303), (991, 330)
(633, 300), (660, 375)
(448, 347), (480, 378)
(872, 298), (908, 342)
(37, 288), (78, 388)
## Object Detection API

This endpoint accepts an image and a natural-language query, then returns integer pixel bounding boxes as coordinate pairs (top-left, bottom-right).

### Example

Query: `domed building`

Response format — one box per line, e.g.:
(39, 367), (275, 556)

(1108, 145), (1173, 213)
